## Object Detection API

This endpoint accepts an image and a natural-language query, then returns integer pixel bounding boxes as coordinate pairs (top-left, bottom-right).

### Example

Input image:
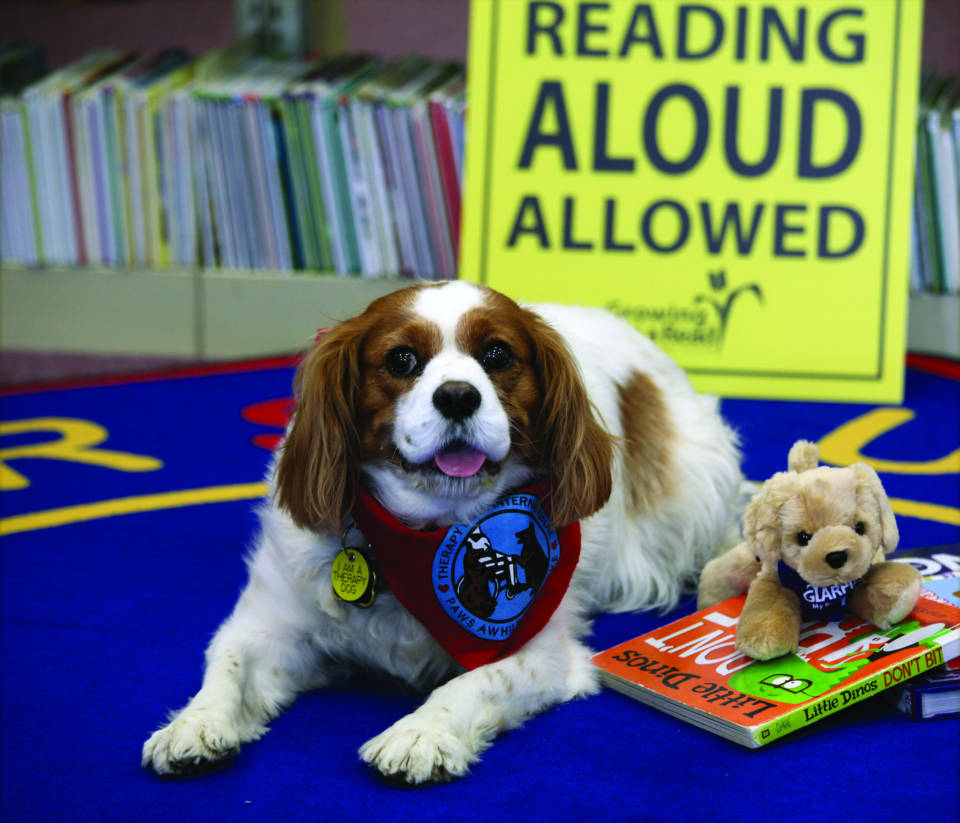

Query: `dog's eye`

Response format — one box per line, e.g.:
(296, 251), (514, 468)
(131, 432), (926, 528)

(854, 521), (866, 535)
(385, 347), (420, 378)
(797, 531), (812, 547)
(480, 341), (513, 372)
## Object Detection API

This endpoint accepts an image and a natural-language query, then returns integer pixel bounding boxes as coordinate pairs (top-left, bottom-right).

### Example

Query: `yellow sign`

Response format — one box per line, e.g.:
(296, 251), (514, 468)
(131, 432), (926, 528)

(460, 0), (922, 402)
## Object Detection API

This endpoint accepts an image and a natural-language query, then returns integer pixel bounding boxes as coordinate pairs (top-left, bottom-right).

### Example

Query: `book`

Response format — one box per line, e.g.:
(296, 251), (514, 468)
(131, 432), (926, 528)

(888, 576), (960, 720)
(889, 543), (959, 579)
(592, 581), (960, 749)
(888, 661), (960, 721)
(0, 41), (46, 266)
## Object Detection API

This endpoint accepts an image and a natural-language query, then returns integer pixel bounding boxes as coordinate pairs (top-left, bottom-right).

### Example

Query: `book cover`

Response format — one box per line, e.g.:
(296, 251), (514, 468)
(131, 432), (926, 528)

(889, 543), (959, 578)
(592, 584), (960, 748)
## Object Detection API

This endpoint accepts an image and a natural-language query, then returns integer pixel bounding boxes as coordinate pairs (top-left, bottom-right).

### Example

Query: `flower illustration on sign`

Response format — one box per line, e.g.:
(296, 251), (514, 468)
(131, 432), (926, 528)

(694, 270), (764, 345)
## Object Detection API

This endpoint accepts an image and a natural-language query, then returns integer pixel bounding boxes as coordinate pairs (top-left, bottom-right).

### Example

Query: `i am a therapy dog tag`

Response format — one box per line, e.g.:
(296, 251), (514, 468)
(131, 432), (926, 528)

(332, 522), (377, 607)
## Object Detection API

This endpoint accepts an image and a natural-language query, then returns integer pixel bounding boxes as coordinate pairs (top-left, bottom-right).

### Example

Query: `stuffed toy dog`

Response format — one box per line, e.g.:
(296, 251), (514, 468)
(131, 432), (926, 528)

(698, 440), (923, 660)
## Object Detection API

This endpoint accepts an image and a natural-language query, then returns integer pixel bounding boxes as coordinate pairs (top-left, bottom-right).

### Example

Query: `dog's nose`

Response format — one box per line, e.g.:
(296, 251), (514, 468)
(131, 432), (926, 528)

(433, 381), (482, 421)
(825, 550), (848, 569)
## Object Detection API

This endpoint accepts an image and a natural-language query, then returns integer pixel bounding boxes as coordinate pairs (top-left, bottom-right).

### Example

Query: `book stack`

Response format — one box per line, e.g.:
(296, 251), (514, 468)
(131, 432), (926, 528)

(0, 45), (465, 278)
(912, 67), (960, 296)
(593, 575), (960, 747)
(283, 55), (463, 279)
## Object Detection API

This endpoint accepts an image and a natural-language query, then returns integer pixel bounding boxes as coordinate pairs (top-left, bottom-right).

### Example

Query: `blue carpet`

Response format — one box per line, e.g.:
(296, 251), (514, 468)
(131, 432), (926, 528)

(1, 356), (957, 823)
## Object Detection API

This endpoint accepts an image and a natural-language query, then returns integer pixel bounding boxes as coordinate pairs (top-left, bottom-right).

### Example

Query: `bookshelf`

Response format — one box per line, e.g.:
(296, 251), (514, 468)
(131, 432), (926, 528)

(1, 0), (957, 364)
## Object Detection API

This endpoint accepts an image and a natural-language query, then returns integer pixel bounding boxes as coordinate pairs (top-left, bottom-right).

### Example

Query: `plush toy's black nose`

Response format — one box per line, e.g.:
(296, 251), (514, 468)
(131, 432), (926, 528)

(825, 550), (848, 569)
(433, 381), (481, 421)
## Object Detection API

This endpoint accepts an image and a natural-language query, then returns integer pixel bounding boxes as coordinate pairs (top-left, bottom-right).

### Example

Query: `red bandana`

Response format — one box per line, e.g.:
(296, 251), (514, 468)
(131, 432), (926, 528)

(349, 483), (581, 670)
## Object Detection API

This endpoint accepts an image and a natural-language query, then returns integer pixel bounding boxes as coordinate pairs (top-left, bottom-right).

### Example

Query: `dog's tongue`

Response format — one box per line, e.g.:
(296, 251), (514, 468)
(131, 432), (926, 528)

(434, 444), (487, 478)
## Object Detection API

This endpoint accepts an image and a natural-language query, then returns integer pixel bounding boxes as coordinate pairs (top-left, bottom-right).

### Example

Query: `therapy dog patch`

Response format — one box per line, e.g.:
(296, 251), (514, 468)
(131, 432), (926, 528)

(350, 484), (580, 669)
(432, 493), (560, 641)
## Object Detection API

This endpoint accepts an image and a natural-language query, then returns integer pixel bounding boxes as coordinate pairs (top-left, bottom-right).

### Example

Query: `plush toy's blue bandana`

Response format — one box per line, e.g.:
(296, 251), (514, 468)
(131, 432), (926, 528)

(778, 560), (862, 622)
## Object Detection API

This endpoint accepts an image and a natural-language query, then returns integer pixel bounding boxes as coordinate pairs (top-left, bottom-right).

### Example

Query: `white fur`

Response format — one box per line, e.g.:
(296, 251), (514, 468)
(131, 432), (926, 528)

(143, 282), (743, 783)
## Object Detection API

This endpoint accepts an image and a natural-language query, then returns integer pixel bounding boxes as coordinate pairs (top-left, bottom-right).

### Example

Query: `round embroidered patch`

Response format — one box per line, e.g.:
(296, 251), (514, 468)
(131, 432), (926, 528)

(431, 493), (561, 640)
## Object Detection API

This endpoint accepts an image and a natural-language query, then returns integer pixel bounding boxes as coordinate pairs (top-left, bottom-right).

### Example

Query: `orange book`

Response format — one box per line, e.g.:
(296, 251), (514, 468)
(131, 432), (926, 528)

(592, 579), (960, 748)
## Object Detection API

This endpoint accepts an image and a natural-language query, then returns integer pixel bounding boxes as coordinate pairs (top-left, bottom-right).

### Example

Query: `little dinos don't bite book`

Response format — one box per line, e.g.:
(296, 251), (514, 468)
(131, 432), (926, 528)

(592, 578), (960, 748)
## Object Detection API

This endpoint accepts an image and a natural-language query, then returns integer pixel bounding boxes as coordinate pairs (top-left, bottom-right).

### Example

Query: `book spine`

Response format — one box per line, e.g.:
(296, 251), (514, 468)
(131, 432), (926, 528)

(375, 103), (417, 275)
(19, 103), (44, 263)
(189, 95), (217, 267)
(429, 98), (461, 259)
(753, 643), (948, 746)
(918, 112), (944, 292)
(62, 92), (86, 265)
(321, 99), (361, 272)
(279, 97), (315, 270)
(308, 98), (349, 273)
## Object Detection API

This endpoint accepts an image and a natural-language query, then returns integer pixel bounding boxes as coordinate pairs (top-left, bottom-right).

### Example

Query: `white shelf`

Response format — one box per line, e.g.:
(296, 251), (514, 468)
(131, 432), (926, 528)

(2, 265), (957, 361)
(907, 291), (960, 359)
(0, 266), (408, 359)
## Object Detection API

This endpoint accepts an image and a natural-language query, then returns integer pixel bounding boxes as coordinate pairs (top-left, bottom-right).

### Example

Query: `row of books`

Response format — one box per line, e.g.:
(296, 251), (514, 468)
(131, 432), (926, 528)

(912, 68), (960, 296)
(592, 545), (959, 748)
(0, 44), (464, 279)
(2, 43), (957, 293)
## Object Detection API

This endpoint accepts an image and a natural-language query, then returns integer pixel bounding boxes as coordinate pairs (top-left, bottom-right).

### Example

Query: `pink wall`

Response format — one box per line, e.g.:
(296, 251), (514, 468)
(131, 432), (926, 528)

(2, 0), (236, 69)
(922, 0), (960, 75)
(2, 0), (956, 76)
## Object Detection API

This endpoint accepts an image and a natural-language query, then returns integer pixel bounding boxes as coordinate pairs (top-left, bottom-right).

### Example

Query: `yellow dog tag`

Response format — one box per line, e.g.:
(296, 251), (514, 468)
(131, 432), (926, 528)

(331, 548), (376, 607)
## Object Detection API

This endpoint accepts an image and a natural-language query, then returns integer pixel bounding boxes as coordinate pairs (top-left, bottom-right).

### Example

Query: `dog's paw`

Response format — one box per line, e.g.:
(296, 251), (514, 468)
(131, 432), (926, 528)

(359, 716), (476, 784)
(142, 709), (241, 776)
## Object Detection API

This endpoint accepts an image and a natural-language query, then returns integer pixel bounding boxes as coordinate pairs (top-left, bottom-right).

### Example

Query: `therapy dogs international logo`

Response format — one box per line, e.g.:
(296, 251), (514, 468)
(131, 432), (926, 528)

(432, 493), (560, 640)
(607, 270), (764, 347)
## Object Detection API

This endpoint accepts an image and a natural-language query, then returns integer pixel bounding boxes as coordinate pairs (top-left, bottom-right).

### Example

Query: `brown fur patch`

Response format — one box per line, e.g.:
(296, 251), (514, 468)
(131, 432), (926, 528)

(275, 286), (442, 530)
(457, 289), (613, 524)
(616, 369), (674, 514)
(356, 314), (443, 462)
(455, 294), (540, 463)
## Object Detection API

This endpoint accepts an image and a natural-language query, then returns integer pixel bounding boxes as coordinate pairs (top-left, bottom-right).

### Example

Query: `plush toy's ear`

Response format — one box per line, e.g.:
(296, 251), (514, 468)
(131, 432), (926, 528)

(850, 462), (899, 555)
(788, 440), (820, 473)
(742, 472), (798, 572)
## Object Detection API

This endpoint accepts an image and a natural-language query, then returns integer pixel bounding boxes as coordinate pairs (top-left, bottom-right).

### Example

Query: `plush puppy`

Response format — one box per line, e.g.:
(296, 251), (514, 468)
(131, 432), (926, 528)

(698, 440), (923, 661)
(143, 281), (743, 783)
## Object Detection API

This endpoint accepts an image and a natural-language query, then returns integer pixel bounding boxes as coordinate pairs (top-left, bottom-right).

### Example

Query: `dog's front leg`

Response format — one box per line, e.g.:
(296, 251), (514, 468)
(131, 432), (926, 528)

(359, 602), (597, 784)
(142, 579), (327, 775)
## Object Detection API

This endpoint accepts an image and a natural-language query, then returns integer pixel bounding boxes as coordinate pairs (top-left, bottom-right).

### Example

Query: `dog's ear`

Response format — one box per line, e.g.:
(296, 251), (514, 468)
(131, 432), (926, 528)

(275, 317), (367, 531)
(525, 310), (613, 525)
(743, 473), (797, 572)
(850, 462), (899, 554)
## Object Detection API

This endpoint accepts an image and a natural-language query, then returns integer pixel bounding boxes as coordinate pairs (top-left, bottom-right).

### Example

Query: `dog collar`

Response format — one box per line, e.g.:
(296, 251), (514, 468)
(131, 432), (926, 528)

(777, 560), (862, 622)
(347, 482), (581, 670)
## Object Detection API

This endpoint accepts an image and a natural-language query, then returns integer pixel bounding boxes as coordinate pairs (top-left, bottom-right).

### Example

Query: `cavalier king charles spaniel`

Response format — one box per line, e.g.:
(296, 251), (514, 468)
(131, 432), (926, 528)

(143, 280), (742, 783)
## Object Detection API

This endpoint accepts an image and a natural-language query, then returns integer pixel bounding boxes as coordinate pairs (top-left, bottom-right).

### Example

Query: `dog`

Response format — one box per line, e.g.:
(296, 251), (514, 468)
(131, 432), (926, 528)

(142, 280), (743, 783)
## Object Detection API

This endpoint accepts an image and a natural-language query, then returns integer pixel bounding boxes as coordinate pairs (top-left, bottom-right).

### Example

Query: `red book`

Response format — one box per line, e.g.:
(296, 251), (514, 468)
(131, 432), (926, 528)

(61, 92), (87, 266)
(429, 99), (461, 256)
